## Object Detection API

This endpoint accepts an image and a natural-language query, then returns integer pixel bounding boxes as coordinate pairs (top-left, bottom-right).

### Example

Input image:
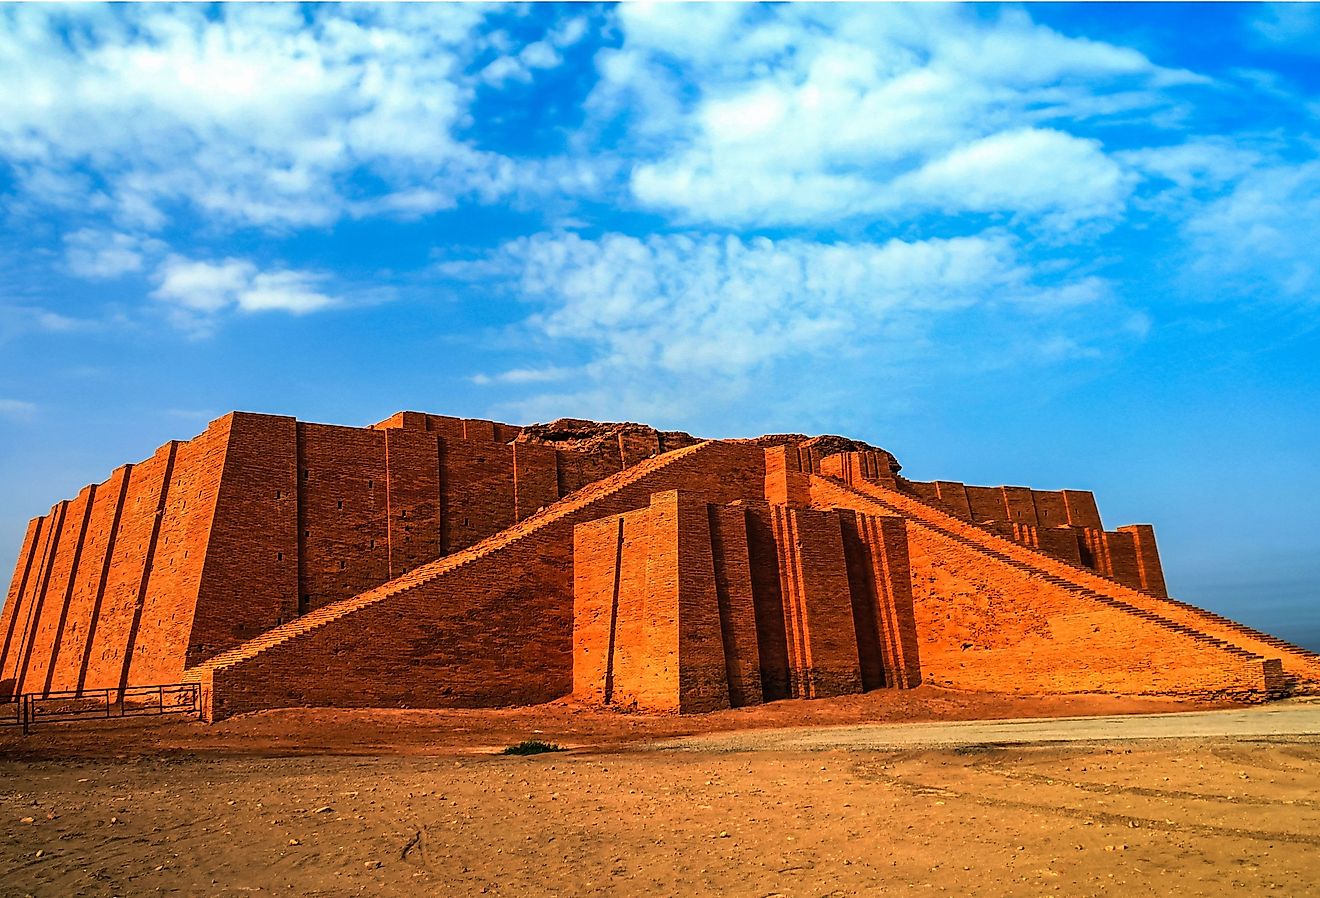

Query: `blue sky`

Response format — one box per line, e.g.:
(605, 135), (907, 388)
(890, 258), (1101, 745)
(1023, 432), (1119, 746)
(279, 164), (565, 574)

(1, 3), (1318, 649)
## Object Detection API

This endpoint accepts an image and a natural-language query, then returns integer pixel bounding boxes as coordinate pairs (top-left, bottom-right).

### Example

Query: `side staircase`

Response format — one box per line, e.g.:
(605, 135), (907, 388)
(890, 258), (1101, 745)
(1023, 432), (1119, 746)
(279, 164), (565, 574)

(183, 441), (719, 705)
(817, 473), (1320, 694)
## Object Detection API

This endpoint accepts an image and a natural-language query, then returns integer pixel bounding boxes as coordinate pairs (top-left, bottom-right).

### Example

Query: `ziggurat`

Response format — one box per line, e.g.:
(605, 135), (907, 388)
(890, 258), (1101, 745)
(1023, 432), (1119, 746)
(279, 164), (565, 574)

(2, 410), (1317, 721)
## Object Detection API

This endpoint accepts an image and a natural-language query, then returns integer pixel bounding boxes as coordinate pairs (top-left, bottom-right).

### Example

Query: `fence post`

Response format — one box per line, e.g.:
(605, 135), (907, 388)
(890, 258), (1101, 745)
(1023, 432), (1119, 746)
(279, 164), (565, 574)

(21, 695), (30, 736)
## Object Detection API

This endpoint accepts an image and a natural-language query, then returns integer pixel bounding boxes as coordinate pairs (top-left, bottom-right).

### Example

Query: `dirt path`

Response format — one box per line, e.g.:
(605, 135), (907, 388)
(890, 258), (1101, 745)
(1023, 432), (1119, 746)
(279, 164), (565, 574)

(653, 698), (1320, 752)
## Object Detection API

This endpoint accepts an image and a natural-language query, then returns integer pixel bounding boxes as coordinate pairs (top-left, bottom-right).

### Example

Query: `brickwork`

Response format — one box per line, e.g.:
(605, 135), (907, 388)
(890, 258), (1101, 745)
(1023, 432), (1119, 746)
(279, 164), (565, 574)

(3, 409), (1312, 715)
(186, 440), (770, 719)
(193, 414), (298, 655)
(58, 467), (131, 691)
(21, 489), (93, 694)
(707, 504), (763, 707)
(572, 492), (919, 712)
(0, 517), (42, 697)
(891, 467), (1170, 594)
(812, 473), (1311, 698)
(1120, 524), (1168, 597)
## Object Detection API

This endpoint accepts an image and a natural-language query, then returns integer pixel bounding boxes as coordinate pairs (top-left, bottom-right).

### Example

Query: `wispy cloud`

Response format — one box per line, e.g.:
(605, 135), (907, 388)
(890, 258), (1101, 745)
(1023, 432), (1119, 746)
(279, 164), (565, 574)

(151, 255), (336, 333)
(1186, 160), (1320, 301)
(64, 229), (162, 279)
(1248, 3), (1320, 50)
(443, 230), (1130, 424)
(0, 398), (36, 420)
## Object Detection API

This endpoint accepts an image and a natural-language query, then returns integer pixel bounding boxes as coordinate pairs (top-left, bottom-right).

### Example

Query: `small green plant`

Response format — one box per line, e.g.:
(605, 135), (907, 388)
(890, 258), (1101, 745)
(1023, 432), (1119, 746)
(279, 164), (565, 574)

(500, 739), (565, 756)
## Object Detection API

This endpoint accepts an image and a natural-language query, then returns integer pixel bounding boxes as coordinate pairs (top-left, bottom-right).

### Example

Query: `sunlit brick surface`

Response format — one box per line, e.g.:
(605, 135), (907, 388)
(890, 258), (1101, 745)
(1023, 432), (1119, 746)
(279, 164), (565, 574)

(2, 412), (1315, 719)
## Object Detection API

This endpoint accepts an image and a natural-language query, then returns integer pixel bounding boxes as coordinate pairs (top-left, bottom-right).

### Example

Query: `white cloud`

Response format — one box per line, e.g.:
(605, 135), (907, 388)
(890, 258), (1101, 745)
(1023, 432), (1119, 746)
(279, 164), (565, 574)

(63, 229), (162, 279)
(471, 366), (574, 386)
(1186, 160), (1320, 301)
(445, 230), (1120, 423)
(602, 5), (1199, 232)
(1119, 141), (1264, 191)
(894, 128), (1131, 227)
(151, 255), (336, 331)
(153, 257), (255, 313)
(239, 271), (335, 314)
(0, 4), (552, 231)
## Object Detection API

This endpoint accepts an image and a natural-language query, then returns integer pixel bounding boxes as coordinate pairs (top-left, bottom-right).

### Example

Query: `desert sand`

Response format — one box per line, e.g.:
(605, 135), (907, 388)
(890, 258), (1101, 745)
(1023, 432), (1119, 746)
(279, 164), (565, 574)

(2, 688), (1318, 897)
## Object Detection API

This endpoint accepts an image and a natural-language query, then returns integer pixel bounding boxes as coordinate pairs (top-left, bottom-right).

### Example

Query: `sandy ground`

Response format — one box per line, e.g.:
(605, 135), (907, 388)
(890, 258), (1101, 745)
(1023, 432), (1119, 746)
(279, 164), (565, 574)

(2, 689), (1318, 897)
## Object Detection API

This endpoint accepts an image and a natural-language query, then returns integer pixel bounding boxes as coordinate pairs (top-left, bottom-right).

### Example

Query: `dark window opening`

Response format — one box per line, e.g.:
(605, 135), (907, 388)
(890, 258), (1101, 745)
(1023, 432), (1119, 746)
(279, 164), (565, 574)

(275, 490), (282, 499)
(368, 479), (374, 489)
(337, 500), (343, 510)
(339, 560), (346, 570)
(276, 552), (283, 561)
(301, 469), (309, 481)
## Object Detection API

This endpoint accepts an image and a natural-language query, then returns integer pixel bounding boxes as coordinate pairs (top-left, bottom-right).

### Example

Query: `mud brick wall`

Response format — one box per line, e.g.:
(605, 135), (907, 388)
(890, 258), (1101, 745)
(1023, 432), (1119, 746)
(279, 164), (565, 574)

(42, 469), (131, 693)
(124, 418), (232, 685)
(908, 478), (1105, 532)
(193, 414), (299, 652)
(513, 443), (559, 521)
(1, 408), (679, 697)
(440, 439), (516, 554)
(809, 476), (1271, 697)
(58, 444), (175, 692)
(383, 428), (441, 576)
(745, 500), (791, 701)
(838, 511), (922, 690)
(766, 505), (863, 699)
(892, 471), (1168, 589)
(573, 492), (739, 712)
(14, 489), (94, 695)
(0, 426), (228, 696)
(202, 441), (771, 718)
(575, 489), (923, 713)
(1036, 526), (1083, 565)
(1102, 529), (1143, 592)
(817, 450), (896, 487)
(671, 492), (734, 712)
(80, 443), (177, 692)
(763, 445), (812, 507)
(1120, 524), (1168, 597)
(905, 524), (1267, 696)
(706, 504), (763, 708)
(296, 422), (394, 611)
(557, 446), (626, 497)
(1, 500), (65, 695)
(0, 518), (42, 697)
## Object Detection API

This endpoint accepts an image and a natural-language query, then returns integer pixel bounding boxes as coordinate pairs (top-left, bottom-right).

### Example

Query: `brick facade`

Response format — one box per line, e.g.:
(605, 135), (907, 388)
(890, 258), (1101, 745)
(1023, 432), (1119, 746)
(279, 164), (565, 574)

(1, 410), (1315, 715)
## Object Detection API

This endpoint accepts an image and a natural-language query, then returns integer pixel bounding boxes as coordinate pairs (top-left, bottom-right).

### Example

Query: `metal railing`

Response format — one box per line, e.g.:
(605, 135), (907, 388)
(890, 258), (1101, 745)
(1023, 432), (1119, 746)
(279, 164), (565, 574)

(0, 683), (201, 735)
